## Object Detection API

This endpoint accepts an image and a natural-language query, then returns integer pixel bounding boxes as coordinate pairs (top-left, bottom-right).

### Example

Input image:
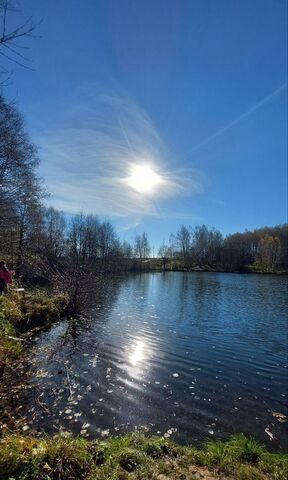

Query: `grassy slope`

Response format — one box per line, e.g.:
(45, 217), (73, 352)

(0, 433), (287, 480)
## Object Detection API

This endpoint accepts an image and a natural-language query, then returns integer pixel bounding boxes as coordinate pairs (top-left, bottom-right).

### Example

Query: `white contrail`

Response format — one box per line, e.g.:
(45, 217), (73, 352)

(189, 82), (287, 153)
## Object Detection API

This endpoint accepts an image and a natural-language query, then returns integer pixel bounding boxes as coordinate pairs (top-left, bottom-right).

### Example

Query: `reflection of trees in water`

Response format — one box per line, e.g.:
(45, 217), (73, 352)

(59, 275), (127, 353)
(174, 273), (222, 330)
(190, 274), (222, 329)
(128, 272), (153, 290)
(229, 275), (288, 354)
(129, 272), (156, 315)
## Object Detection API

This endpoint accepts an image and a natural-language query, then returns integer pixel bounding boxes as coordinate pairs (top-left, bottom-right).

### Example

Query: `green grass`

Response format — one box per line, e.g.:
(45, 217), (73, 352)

(0, 433), (287, 480)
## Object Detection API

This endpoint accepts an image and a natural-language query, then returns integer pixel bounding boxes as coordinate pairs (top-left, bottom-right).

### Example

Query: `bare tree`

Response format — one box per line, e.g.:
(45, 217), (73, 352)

(176, 225), (191, 263)
(158, 241), (170, 259)
(257, 235), (281, 270)
(0, 94), (43, 267)
(134, 232), (151, 260)
(0, 0), (37, 74)
(41, 207), (67, 264)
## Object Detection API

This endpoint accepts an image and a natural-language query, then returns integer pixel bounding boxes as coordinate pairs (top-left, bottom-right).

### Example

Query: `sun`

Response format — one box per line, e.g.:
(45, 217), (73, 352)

(127, 164), (162, 194)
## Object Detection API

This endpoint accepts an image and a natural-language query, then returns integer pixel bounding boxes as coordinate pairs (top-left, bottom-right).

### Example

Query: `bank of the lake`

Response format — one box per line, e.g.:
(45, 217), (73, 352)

(140, 258), (288, 275)
(0, 291), (68, 380)
(1, 432), (288, 480)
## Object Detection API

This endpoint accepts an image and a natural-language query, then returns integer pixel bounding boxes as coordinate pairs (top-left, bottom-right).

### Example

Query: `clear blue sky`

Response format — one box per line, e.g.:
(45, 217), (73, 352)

(5, 0), (287, 250)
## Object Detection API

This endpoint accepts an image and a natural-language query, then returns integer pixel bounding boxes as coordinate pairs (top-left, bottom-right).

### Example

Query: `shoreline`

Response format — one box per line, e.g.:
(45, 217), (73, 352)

(132, 266), (288, 275)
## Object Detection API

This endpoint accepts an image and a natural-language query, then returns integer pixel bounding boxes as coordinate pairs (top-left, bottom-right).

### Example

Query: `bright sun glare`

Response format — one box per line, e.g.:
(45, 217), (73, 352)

(129, 340), (145, 366)
(127, 165), (162, 194)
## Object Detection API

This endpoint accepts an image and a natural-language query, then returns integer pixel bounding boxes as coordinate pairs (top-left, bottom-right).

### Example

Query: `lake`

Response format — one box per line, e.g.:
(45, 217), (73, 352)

(19, 272), (288, 450)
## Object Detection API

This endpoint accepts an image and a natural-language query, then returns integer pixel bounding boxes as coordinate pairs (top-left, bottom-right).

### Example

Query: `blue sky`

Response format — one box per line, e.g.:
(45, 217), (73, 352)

(5, 0), (287, 250)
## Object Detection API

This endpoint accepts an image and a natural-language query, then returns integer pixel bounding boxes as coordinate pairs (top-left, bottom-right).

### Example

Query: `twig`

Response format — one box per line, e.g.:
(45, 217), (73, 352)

(36, 397), (51, 414)
(64, 367), (73, 401)
(5, 334), (24, 341)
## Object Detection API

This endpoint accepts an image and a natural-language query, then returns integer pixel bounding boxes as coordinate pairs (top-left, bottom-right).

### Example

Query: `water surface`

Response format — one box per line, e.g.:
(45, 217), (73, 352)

(21, 272), (288, 449)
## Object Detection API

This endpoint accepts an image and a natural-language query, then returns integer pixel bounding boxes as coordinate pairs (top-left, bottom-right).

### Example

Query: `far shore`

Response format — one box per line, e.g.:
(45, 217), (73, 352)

(135, 259), (288, 275)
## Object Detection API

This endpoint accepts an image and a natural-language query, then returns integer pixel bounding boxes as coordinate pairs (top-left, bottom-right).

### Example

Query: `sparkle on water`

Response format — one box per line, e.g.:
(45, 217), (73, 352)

(129, 340), (146, 366)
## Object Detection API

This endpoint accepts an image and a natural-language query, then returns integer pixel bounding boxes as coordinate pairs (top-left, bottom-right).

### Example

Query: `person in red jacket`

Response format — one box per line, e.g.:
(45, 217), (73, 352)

(0, 261), (13, 295)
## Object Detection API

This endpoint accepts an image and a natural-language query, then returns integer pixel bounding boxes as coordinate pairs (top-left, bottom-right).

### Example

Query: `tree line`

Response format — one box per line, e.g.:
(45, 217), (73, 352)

(159, 224), (287, 271)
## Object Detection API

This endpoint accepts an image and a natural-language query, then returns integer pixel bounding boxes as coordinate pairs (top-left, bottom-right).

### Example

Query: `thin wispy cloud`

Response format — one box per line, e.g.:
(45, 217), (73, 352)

(189, 82), (287, 153)
(37, 93), (203, 224)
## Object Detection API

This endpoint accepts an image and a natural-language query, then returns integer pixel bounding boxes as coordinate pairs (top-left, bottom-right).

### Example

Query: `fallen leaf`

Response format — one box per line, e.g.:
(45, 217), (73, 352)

(272, 412), (287, 423)
(265, 428), (274, 440)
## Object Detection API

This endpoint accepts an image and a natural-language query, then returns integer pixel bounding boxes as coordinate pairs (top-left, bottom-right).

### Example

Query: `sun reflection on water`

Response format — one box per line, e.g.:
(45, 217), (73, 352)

(129, 340), (146, 366)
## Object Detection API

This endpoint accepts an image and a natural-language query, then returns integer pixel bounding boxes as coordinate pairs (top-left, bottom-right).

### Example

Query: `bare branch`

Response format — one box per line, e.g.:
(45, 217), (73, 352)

(2, 0), (8, 37)
(0, 49), (33, 69)
(2, 41), (32, 63)
(0, 3), (39, 75)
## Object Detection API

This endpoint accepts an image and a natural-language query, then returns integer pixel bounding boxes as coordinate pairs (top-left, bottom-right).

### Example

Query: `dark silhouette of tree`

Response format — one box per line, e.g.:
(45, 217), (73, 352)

(134, 232), (151, 260)
(176, 225), (192, 264)
(0, 0), (37, 75)
(0, 94), (43, 267)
